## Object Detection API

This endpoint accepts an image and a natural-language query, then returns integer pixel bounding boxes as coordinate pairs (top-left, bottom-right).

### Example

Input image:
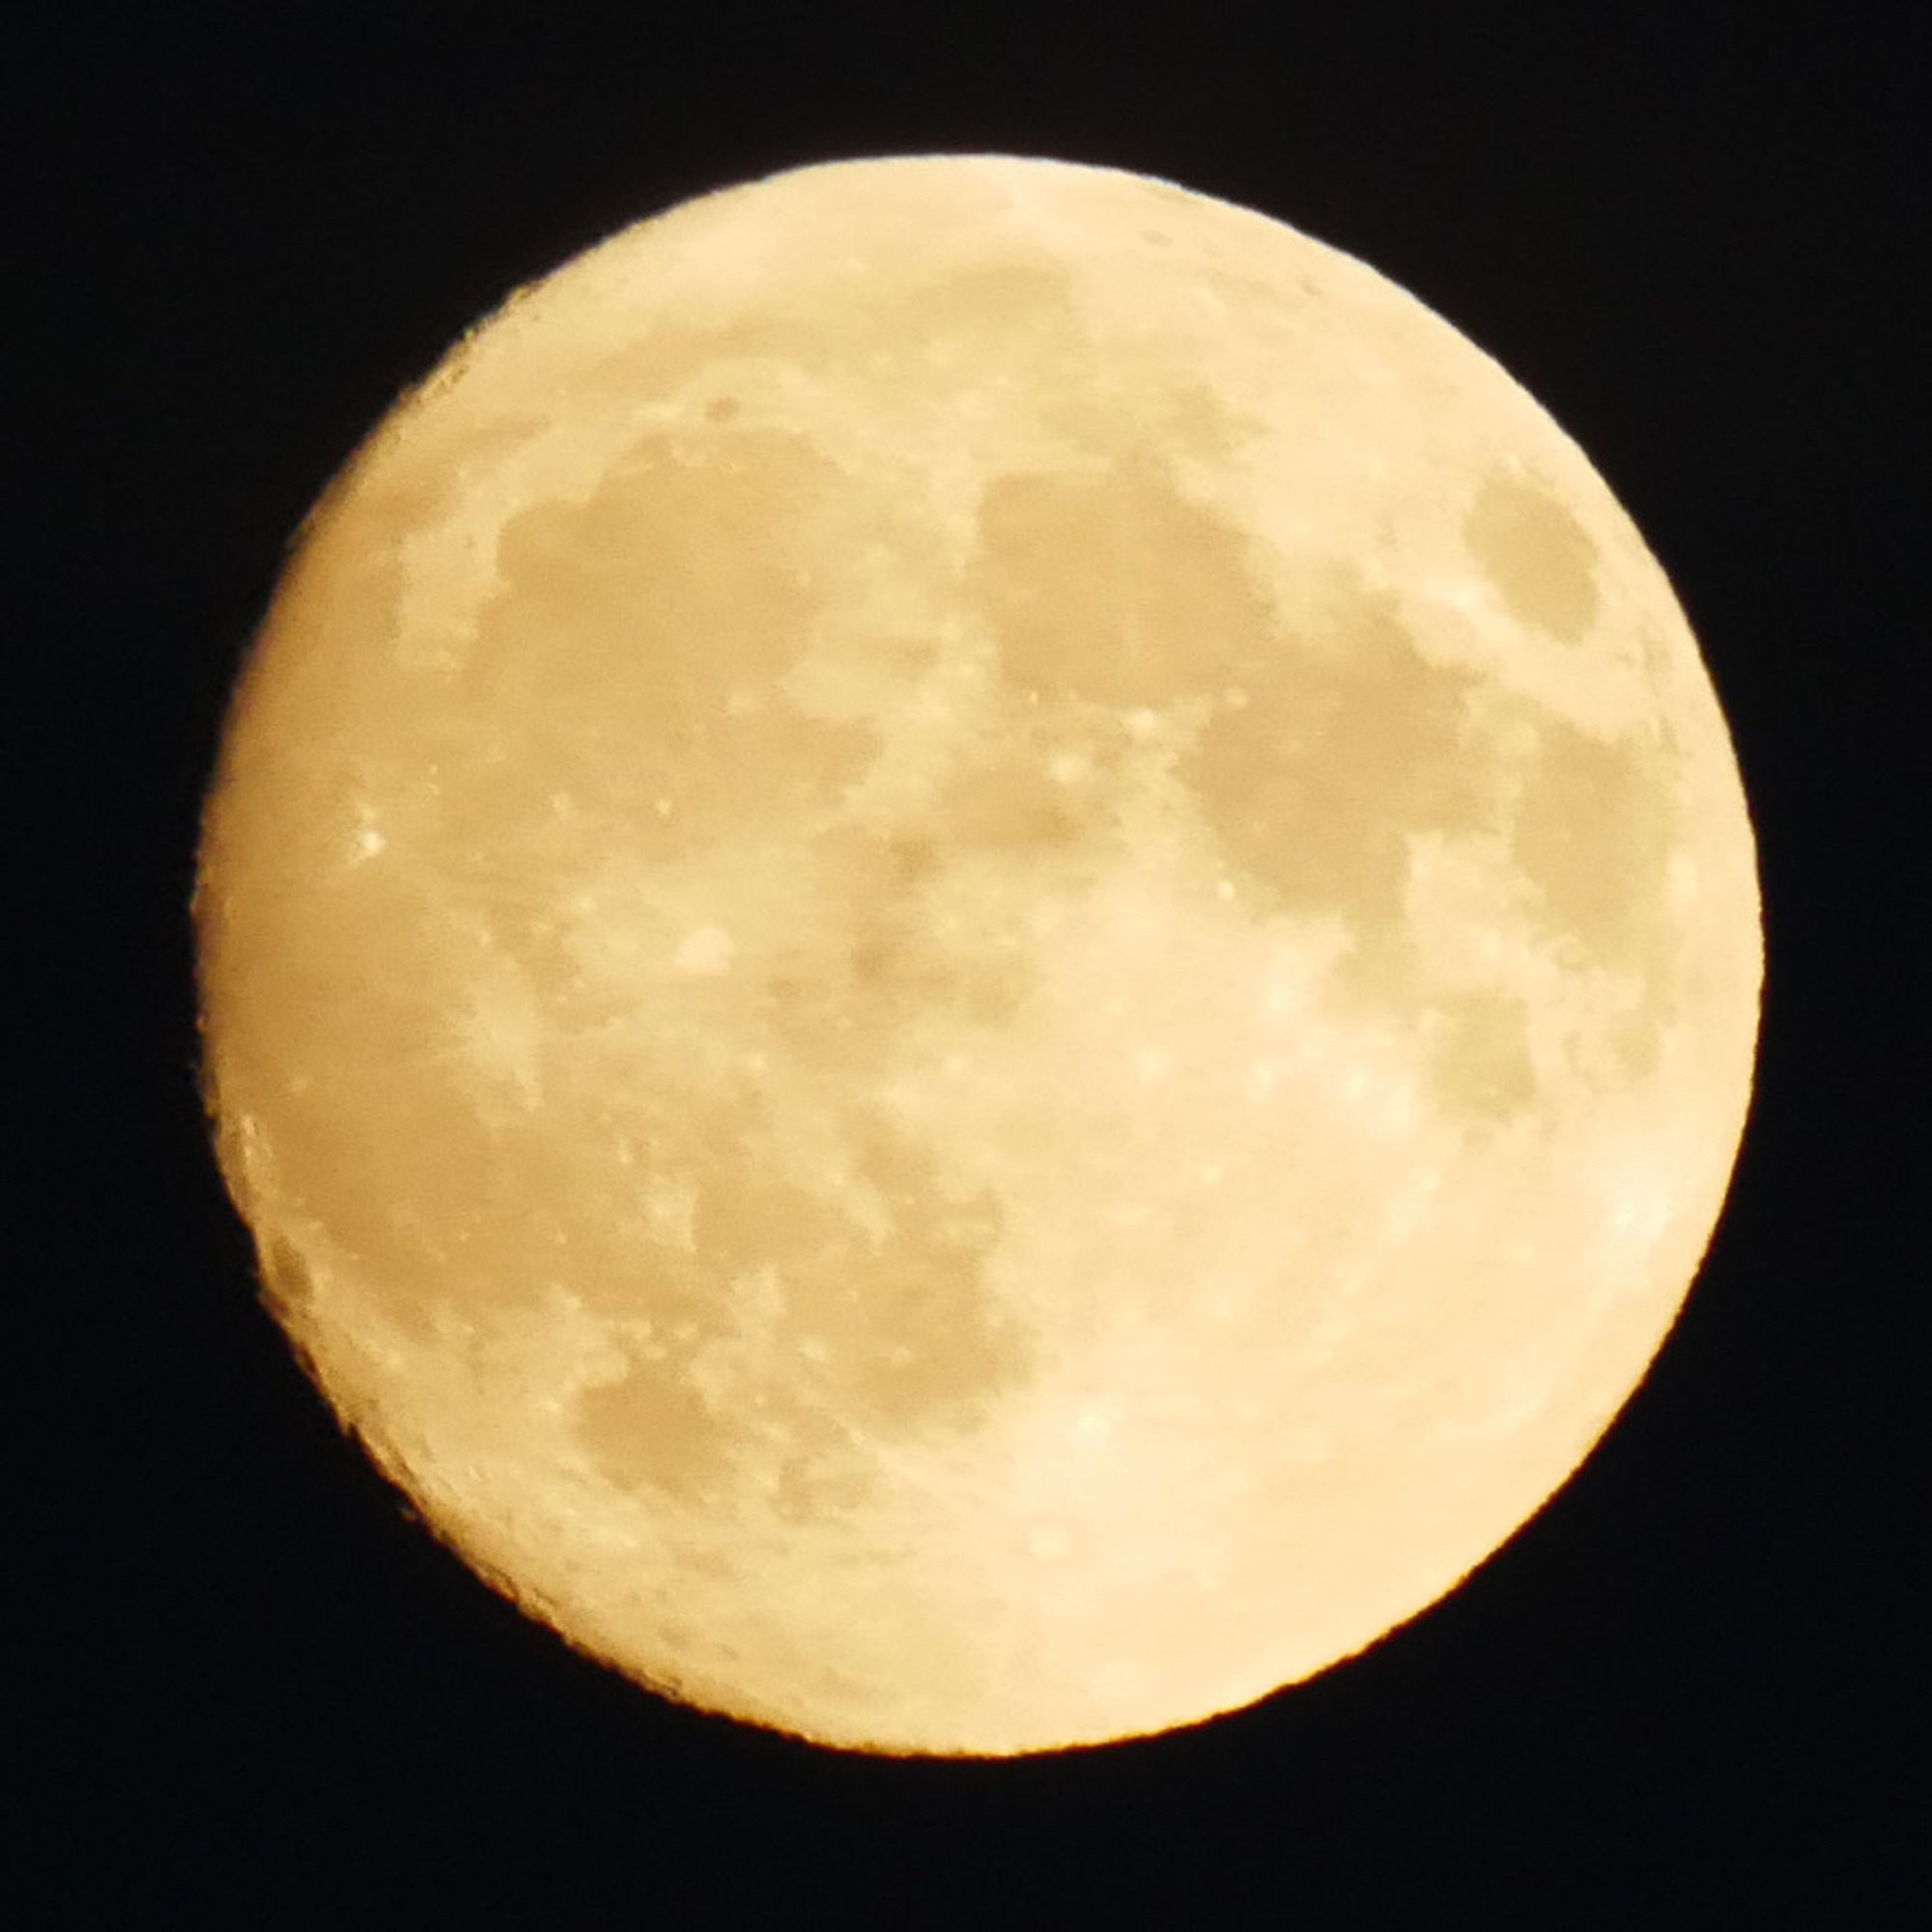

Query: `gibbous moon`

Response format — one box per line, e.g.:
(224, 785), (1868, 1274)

(195, 155), (1760, 1755)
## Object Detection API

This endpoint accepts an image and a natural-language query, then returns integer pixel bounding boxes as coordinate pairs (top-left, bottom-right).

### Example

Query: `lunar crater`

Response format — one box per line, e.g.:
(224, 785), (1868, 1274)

(1464, 470), (1603, 642)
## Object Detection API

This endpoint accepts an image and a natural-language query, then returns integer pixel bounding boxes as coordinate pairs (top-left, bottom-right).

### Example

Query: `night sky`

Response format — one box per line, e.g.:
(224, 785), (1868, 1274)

(18, 6), (1918, 1922)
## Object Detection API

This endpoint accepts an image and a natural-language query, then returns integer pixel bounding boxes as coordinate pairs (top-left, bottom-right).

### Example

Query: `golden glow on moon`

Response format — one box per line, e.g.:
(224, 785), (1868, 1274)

(194, 155), (1761, 1756)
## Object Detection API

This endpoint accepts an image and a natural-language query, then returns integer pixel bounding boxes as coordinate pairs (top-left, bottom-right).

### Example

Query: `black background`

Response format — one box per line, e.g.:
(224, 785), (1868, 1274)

(17, 5), (1920, 1923)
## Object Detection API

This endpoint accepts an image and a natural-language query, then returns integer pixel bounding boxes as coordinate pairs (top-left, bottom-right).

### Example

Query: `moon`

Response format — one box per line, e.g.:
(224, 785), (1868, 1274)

(194, 154), (1761, 1756)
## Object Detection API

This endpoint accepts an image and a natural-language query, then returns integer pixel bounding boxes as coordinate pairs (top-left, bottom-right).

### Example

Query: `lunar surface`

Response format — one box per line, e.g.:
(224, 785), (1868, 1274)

(194, 155), (1761, 1755)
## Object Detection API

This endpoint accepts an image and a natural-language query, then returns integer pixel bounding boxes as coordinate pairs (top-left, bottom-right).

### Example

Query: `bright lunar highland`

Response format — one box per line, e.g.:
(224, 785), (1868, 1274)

(195, 155), (1762, 1755)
